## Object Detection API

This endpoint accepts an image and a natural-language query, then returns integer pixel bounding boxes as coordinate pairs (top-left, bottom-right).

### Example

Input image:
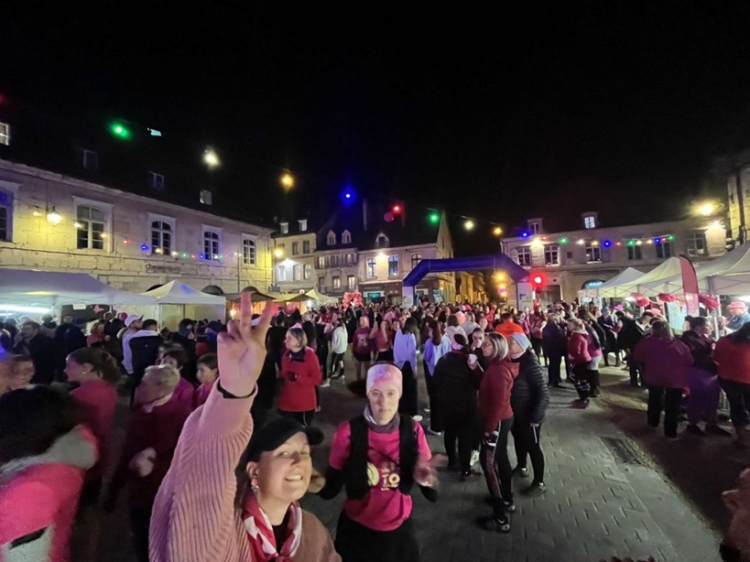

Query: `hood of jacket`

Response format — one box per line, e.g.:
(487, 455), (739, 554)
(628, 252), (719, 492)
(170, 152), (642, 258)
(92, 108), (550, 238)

(0, 425), (97, 483)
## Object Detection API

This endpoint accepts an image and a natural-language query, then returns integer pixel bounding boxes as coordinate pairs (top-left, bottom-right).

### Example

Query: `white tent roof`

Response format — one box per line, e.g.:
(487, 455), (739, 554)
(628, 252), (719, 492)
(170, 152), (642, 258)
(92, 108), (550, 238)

(0, 268), (157, 306)
(594, 268), (644, 298)
(140, 280), (227, 305)
(597, 258), (683, 298)
(639, 243), (750, 296)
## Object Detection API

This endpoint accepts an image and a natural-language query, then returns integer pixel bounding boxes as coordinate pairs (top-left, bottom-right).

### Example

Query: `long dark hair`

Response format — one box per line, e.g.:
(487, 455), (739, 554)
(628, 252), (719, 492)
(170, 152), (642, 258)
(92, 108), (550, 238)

(428, 318), (442, 346)
(68, 347), (120, 384)
(402, 317), (420, 345)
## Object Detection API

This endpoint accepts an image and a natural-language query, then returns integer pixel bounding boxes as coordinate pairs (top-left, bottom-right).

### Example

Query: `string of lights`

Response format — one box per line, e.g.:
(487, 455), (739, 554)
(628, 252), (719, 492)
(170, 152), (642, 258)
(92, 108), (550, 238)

(520, 232), (677, 248)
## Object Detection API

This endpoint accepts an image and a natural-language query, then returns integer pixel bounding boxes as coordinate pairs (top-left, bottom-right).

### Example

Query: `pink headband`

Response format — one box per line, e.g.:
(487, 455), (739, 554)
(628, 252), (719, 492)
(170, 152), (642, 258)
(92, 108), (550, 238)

(366, 364), (403, 395)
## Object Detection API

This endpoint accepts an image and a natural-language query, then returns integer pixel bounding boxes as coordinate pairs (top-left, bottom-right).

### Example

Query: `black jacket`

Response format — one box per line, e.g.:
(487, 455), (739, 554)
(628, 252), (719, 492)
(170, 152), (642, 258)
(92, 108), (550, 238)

(542, 322), (567, 358)
(129, 331), (164, 382)
(433, 351), (480, 418)
(15, 333), (58, 385)
(588, 321), (607, 353)
(617, 318), (644, 350)
(510, 351), (549, 424)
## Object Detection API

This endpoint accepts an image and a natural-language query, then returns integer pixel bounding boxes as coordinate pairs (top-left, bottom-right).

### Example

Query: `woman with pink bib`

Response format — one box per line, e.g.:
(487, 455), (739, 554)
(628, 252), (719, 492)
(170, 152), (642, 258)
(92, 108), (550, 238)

(318, 363), (438, 562)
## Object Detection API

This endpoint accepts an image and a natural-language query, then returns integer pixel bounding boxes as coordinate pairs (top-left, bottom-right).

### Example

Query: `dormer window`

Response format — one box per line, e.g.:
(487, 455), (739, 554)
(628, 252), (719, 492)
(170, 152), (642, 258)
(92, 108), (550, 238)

(280, 222), (289, 234)
(327, 231), (337, 246)
(376, 233), (389, 248)
(527, 218), (543, 234)
(298, 219), (308, 232)
(583, 212), (598, 229)
(342, 230), (352, 244)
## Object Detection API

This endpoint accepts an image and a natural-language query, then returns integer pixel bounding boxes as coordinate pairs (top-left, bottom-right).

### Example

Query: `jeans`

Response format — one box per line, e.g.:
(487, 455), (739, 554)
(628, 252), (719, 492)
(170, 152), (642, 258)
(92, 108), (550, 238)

(720, 379), (750, 427)
(442, 410), (476, 472)
(647, 386), (682, 437)
(480, 418), (513, 518)
(511, 417), (545, 483)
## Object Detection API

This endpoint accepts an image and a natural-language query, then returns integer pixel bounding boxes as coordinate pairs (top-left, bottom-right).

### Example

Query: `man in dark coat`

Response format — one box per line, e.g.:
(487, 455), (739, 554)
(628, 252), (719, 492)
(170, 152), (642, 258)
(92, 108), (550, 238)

(15, 321), (59, 384)
(615, 311), (644, 387)
(129, 319), (163, 402)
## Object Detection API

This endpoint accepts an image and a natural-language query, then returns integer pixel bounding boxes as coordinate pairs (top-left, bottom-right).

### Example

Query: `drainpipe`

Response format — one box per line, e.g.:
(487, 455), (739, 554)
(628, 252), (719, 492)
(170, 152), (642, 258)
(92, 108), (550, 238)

(736, 166), (747, 244)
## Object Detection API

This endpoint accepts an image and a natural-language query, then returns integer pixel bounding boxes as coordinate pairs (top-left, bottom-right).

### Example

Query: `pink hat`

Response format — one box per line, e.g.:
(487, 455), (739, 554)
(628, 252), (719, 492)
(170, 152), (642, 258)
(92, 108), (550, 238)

(366, 364), (403, 395)
(455, 311), (466, 323)
(728, 301), (747, 311)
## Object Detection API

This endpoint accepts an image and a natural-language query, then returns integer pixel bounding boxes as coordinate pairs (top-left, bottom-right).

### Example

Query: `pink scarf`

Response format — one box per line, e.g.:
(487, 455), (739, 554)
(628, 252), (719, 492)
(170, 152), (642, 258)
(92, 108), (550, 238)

(242, 491), (303, 561)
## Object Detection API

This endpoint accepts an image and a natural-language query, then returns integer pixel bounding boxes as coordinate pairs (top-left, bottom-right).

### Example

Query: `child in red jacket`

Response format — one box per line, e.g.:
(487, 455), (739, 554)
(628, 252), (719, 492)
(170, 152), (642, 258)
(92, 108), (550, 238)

(278, 326), (322, 427)
(105, 364), (191, 562)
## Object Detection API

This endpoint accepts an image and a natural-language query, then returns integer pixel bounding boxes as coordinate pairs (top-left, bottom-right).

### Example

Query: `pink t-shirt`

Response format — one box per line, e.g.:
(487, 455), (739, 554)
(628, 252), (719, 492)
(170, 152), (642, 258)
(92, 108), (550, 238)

(172, 377), (196, 411)
(329, 419), (432, 531)
(70, 379), (117, 479)
(193, 380), (215, 409)
(353, 328), (373, 357)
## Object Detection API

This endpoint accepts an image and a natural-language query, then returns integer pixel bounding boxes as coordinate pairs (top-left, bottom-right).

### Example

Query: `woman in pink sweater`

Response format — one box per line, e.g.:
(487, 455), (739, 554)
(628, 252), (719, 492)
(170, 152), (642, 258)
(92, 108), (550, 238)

(149, 293), (340, 562)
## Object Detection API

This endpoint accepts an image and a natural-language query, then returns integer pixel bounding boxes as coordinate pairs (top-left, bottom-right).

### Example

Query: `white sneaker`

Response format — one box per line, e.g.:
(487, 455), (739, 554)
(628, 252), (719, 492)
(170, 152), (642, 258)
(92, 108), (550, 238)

(320, 379), (331, 388)
(423, 407), (431, 413)
(426, 428), (442, 436)
(412, 415), (423, 422)
(470, 450), (480, 467)
(315, 406), (322, 413)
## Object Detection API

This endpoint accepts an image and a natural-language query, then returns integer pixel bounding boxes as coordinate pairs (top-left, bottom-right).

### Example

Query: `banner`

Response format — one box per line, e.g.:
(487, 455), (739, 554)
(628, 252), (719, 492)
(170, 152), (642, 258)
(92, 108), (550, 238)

(680, 255), (699, 315)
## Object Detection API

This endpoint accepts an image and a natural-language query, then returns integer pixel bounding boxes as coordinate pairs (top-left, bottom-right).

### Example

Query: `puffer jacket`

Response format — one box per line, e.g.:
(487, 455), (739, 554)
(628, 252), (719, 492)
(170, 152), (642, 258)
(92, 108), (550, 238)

(510, 351), (549, 424)
(434, 350), (480, 419)
(568, 331), (591, 365)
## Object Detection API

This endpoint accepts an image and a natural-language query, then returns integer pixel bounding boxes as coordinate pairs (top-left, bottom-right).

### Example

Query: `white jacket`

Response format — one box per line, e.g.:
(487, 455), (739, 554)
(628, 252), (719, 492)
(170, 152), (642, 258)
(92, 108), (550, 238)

(331, 326), (348, 354)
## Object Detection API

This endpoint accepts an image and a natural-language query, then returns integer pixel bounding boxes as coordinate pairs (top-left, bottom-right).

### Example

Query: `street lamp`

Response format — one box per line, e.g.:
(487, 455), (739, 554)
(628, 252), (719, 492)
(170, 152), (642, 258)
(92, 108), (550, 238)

(464, 220), (475, 231)
(274, 248), (284, 259)
(46, 206), (61, 225)
(698, 202), (715, 217)
(493, 226), (503, 236)
(204, 149), (220, 168)
(281, 173), (294, 189)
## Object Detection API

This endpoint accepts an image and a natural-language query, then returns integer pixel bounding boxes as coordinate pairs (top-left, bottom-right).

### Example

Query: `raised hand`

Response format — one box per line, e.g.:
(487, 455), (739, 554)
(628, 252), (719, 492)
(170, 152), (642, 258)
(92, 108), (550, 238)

(217, 292), (273, 397)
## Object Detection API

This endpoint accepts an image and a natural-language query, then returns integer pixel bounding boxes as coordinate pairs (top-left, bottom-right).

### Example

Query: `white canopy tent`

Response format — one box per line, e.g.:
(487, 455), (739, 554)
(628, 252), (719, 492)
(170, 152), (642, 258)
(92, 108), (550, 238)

(594, 267), (646, 298)
(130, 280), (227, 330)
(140, 280), (227, 305)
(0, 269), (157, 309)
(596, 258), (683, 299)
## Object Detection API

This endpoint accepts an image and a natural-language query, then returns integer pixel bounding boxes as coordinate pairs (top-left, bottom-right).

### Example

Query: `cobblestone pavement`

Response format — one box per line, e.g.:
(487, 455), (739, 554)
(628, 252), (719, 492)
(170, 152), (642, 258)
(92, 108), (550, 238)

(96, 355), (724, 562)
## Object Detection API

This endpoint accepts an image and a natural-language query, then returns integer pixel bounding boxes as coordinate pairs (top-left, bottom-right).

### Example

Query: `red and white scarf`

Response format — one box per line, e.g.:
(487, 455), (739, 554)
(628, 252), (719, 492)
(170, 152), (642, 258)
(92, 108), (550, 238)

(242, 491), (303, 561)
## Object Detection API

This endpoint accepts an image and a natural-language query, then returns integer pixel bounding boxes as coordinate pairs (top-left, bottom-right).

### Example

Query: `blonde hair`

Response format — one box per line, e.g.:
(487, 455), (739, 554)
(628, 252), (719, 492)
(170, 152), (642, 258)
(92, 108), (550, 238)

(567, 318), (585, 331)
(286, 326), (307, 349)
(143, 364), (180, 392)
(484, 333), (509, 361)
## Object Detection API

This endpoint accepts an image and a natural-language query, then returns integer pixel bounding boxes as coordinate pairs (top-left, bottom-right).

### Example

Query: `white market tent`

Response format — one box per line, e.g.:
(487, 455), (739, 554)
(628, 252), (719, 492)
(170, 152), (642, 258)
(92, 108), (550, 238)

(639, 243), (750, 297)
(596, 258), (683, 299)
(0, 268), (157, 308)
(132, 280), (227, 330)
(304, 289), (339, 304)
(594, 267), (646, 298)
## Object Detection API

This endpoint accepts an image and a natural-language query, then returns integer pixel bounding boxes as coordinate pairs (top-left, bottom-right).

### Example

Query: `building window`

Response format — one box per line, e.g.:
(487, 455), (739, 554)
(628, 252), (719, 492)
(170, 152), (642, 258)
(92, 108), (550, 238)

(151, 221), (173, 255)
(342, 230), (352, 244)
(0, 123), (10, 146)
(529, 221), (540, 234)
(687, 232), (707, 256)
(376, 234), (388, 248)
(292, 242), (299, 255)
(200, 189), (213, 205)
(293, 264), (302, 281)
(544, 244), (560, 265)
(586, 241), (602, 262)
(298, 219), (308, 232)
(329, 254), (340, 268)
(347, 275), (356, 290)
(148, 172), (165, 191)
(317, 256), (326, 269)
(277, 265), (287, 282)
(627, 245), (642, 260)
(304, 263), (312, 280)
(656, 241), (673, 259)
(584, 215), (597, 229)
(0, 190), (11, 241)
(388, 255), (399, 277)
(411, 253), (422, 269)
(242, 238), (256, 265)
(82, 149), (98, 171)
(515, 247), (531, 267)
(280, 222), (289, 235)
(333, 276), (341, 290)
(347, 252), (357, 265)
(203, 229), (221, 259)
(76, 205), (106, 250)
(366, 258), (376, 279)
(318, 277), (326, 292)
(303, 240), (311, 254)
(327, 231), (336, 246)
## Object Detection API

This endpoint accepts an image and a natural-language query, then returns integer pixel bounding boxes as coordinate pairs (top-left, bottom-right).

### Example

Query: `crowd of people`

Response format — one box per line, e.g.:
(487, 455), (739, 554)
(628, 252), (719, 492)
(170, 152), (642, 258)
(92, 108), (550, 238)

(0, 294), (749, 561)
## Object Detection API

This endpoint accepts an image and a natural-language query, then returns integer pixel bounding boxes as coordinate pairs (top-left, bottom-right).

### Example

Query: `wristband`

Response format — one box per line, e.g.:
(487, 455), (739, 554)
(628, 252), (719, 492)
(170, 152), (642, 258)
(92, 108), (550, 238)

(216, 381), (257, 399)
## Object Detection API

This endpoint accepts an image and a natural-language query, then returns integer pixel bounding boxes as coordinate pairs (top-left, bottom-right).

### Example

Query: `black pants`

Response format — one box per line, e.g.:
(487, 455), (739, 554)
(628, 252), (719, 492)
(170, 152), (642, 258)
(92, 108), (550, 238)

(720, 379), (750, 427)
(531, 337), (545, 364)
(335, 512), (420, 562)
(547, 355), (563, 385)
(423, 361), (442, 431)
(330, 352), (346, 377)
(573, 363), (591, 400)
(480, 418), (513, 517)
(442, 410), (476, 472)
(128, 505), (152, 562)
(511, 418), (545, 484)
(316, 346), (329, 379)
(647, 386), (682, 437)
(278, 409), (315, 427)
(398, 362), (418, 416)
(625, 352), (641, 386)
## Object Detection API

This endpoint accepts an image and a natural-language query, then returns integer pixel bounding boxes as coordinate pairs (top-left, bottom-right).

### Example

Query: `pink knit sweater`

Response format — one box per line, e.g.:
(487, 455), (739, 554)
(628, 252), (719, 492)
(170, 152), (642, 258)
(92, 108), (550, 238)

(149, 385), (339, 562)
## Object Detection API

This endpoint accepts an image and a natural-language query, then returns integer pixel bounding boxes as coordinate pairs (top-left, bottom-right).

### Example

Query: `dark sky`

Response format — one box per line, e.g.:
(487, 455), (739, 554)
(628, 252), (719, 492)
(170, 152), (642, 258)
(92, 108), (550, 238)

(3, 1), (750, 254)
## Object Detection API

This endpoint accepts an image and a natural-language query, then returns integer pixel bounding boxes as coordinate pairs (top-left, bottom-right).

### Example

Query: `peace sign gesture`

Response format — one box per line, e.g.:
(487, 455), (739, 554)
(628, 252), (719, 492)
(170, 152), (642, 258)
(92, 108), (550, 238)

(217, 292), (274, 398)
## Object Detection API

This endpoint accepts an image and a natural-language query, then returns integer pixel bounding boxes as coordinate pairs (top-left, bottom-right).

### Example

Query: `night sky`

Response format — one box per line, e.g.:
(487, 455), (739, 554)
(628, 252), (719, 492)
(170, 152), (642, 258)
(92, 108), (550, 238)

(3, 2), (750, 254)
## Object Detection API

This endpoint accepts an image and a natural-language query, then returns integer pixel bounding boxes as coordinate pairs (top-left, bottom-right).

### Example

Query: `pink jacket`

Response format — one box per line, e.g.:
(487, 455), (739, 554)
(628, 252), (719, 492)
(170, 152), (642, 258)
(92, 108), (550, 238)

(0, 426), (97, 562)
(567, 331), (591, 365)
(149, 384), (340, 562)
(633, 336), (693, 388)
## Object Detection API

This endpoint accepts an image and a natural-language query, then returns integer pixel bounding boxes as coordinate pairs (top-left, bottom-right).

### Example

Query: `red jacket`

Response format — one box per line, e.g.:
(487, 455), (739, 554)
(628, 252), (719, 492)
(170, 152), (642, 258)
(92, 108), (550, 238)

(70, 379), (117, 481)
(568, 331), (591, 365)
(713, 335), (750, 384)
(478, 357), (519, 432)
(278, 348), (322, 412)
(633, 336), (693, 389)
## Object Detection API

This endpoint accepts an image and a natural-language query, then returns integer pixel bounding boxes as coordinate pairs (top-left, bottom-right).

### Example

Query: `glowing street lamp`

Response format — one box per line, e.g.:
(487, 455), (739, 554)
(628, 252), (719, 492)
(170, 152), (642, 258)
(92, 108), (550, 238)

(203, 149), (220, 168)
(698, 202), (715, 217)
(281, 173), (294, 189)
(274, 248), (284, 259)
(464, 220), (475, 231)
(493, 226), (503, 236)
(46, 206), (61, 225)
